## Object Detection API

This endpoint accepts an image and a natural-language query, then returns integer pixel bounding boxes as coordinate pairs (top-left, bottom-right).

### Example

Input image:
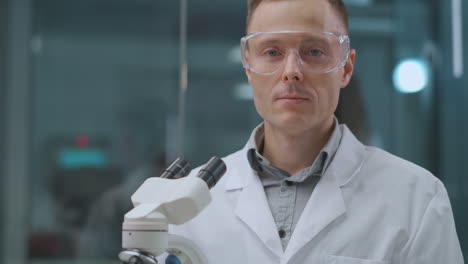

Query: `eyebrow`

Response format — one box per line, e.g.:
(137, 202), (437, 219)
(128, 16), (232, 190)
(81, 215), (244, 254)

(255, 37), (281, 44)
(256, 37), (329, 46)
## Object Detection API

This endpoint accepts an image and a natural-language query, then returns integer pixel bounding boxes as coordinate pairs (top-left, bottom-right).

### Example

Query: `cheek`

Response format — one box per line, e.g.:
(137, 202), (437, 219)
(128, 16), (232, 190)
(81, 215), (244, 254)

(252, 86), (268, 115)
(249, 77), (274, 108)
(310, 75), (341, 109)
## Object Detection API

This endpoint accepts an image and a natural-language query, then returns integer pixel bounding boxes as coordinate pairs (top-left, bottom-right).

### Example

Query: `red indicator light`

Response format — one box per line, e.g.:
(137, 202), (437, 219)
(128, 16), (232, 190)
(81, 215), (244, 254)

(76, 135), (89, 148)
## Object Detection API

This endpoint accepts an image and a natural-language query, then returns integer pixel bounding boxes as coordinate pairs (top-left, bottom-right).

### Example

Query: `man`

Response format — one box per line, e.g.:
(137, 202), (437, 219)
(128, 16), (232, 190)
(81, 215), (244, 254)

(169, 0), (464, 263)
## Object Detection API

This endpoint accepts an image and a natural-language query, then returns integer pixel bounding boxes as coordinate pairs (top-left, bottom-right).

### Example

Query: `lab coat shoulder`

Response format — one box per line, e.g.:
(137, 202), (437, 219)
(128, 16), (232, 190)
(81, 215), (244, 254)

(362, 145), (439, 186)
(358, 145), (443, 209)
(358, 145), (447, 223)
(347, 145), (464, 263)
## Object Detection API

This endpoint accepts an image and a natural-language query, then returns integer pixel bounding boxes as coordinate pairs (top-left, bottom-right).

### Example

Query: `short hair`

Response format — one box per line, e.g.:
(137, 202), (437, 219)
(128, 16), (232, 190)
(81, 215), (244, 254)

(246, 0), (349, 33)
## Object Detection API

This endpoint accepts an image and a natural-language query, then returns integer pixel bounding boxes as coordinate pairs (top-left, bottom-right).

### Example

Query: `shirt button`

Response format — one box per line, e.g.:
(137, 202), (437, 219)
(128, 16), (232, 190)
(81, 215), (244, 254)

(285, 181), (293, 186)
(278, 229), (286, 238)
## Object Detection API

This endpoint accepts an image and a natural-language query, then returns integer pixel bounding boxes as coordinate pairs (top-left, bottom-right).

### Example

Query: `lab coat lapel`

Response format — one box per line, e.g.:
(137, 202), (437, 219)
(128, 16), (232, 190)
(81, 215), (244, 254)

(283, 126), (366, 263)
(283, 166), (346, 262)
(234, 169), (283, 259)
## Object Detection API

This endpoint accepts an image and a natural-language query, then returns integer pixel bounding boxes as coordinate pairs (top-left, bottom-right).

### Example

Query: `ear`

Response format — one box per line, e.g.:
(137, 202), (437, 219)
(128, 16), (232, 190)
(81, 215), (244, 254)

(340, 49), (356, 89)
(245, 68), (252, 82)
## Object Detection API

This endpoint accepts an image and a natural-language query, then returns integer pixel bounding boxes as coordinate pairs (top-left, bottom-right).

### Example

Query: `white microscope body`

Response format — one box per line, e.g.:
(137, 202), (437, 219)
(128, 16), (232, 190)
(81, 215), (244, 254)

(119, 157), (226, 264)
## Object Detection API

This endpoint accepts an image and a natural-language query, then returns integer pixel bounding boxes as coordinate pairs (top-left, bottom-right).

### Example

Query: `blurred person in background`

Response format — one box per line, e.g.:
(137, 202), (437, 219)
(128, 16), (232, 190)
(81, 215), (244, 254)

(78, 102), (168, 258)
(335, 77), (370, 144)
(78, 154), (165, 258)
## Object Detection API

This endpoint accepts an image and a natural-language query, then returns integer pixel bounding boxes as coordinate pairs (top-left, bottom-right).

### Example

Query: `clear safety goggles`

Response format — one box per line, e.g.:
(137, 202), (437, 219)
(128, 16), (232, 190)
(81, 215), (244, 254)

(240, 30), (350, 75)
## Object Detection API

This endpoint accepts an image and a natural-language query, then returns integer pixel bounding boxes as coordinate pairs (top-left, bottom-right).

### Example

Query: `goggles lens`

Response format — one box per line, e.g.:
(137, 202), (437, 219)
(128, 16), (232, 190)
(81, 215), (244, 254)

(241, 31), (350, 75)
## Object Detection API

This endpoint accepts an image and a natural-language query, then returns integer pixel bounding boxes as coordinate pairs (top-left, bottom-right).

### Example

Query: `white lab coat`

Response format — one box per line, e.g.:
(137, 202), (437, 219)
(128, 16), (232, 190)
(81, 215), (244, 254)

(170, 125), (464, 264)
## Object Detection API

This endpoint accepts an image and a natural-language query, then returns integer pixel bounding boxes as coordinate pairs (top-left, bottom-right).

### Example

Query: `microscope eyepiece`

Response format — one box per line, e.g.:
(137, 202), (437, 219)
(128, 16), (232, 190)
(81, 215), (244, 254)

(160, 156), (226, 189)
(160, 157), (192, 179)
(197, 156), (226, 189)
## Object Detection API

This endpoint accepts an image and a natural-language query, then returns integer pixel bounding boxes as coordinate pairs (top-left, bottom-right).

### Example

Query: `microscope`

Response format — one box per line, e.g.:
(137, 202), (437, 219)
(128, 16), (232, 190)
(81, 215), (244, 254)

(119, 157), (226, 264)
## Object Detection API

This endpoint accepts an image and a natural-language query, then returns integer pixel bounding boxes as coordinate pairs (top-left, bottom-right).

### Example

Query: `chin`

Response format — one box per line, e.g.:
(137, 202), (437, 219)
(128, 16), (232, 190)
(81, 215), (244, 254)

(270, 114), (319, 132)
(271, 109), (333, 130)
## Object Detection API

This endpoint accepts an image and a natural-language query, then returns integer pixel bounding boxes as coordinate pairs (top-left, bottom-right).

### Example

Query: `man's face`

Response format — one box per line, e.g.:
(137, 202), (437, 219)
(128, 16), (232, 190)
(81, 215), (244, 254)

(246, 0), (355, 134)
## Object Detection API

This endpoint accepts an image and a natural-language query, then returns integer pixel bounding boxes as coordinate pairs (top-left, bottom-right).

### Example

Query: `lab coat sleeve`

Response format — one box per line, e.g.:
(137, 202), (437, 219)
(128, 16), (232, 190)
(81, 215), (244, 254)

(401, 180), (464, 264)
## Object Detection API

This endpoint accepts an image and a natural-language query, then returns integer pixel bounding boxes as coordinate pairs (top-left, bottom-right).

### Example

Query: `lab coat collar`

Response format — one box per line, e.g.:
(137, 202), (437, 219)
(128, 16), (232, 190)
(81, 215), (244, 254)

(223, 123), (261, 191)
(224, 124), (365, 191)
(223, 124), (283, 258)
(222, 125), (366, 262)
(221, 134), (283, 257)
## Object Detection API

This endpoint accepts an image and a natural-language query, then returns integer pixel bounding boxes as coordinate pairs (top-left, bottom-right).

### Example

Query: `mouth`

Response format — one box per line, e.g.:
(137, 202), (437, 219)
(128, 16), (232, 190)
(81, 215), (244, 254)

(275, 94), (309, 104)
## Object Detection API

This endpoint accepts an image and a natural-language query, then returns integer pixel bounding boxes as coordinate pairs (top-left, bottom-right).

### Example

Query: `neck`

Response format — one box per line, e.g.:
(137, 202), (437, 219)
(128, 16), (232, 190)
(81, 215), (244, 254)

(262, 118), (335, 175)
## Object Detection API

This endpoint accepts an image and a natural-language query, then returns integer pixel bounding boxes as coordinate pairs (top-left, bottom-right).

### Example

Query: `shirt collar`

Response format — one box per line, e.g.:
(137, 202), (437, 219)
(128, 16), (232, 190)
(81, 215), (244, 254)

(246, 117), (343, 181)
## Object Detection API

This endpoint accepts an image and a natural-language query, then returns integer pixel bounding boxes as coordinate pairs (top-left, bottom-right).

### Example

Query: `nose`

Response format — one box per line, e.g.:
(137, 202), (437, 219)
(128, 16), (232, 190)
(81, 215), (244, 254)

(281, 50), (303, 82)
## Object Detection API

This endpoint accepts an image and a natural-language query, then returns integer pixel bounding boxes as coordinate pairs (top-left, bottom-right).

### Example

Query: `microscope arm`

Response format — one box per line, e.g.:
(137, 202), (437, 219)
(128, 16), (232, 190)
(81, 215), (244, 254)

(166, 233), (208, 264)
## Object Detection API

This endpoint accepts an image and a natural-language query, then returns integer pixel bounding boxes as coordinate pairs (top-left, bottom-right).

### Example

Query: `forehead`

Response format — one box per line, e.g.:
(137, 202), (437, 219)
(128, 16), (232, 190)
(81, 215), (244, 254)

(247, 0), (345, 34)
(249, 31), (335, 45)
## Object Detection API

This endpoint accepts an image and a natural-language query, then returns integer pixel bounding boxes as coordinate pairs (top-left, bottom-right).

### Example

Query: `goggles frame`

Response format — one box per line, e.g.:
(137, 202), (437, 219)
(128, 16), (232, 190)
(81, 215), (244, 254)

(240, 30), (351, 75)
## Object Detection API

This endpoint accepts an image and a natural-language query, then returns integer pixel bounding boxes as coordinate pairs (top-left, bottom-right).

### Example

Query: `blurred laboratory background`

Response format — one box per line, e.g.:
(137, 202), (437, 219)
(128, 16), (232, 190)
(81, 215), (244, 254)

(1, 0), (467, 263)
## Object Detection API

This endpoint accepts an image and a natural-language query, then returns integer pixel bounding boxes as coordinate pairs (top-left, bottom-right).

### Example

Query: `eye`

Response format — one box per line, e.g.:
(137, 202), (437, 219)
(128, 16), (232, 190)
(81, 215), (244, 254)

(308, 49), (324, 56)
(263, 49), (280, 57)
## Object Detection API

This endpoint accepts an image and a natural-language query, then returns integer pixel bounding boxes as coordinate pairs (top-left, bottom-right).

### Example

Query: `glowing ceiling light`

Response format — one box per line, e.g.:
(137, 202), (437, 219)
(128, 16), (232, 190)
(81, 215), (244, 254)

(392, 58), (430, 94)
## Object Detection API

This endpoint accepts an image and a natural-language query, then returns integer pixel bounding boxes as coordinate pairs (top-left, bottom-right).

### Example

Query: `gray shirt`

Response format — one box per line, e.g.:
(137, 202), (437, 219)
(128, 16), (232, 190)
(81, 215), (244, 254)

(247, 119), (343, 250)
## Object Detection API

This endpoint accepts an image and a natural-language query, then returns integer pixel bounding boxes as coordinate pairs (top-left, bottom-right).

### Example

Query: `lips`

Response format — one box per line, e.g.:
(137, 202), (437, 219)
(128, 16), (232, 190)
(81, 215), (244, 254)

(275, 94), (309, 104)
